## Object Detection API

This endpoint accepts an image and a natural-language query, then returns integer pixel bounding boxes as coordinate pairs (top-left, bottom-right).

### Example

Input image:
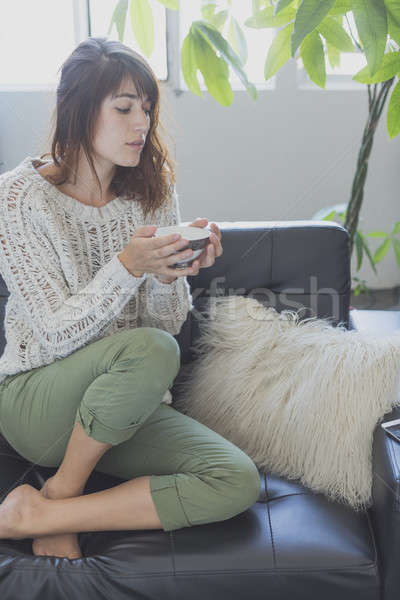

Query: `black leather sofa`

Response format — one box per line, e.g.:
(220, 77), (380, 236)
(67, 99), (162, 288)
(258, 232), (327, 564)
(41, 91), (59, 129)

(0, 221), (398, 600)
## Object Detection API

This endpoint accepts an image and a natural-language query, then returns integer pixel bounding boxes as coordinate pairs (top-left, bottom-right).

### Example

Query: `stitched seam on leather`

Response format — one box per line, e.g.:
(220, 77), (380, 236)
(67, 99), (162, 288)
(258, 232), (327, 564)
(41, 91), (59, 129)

(7, 564), (379, 576)
(169, 531), (177, 577)
(387, 435), (400, 482)
(385, 437), (400, 512)
(365, 509), (379, 569)
(373, 471), (399, 513)
(265, 474), (277, 568)
(267, 492), (310, 502)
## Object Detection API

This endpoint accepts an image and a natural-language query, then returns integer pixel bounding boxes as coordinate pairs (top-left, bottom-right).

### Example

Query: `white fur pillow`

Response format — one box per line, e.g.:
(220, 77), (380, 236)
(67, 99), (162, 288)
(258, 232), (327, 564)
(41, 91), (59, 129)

(173, 295), (400, 511)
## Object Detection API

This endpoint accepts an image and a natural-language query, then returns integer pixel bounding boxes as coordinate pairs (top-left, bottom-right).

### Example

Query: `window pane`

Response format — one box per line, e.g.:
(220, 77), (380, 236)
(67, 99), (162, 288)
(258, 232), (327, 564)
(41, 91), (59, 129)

(89, 0), (167, 80)
(0, 0), (75, 87)
(326, 52), (366, 75)
(179, 0), (275, 91)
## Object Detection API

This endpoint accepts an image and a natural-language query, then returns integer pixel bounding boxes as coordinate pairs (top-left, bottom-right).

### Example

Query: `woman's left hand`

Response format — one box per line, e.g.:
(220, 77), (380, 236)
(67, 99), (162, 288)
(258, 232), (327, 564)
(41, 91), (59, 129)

(187, 218), (223, 275)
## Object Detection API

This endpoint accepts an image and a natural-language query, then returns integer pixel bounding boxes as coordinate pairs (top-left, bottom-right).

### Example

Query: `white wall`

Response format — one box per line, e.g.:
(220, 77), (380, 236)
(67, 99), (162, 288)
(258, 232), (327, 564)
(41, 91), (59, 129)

(1, 68), (399, 290)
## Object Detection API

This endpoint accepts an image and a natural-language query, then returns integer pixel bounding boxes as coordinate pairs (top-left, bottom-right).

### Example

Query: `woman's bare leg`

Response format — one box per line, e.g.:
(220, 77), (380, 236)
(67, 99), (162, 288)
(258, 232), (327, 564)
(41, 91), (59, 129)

(44, 420), (114, 495)
(0, 473), (163, 540)
(32, 420), (113, 557)
(29, 420), (161, 556)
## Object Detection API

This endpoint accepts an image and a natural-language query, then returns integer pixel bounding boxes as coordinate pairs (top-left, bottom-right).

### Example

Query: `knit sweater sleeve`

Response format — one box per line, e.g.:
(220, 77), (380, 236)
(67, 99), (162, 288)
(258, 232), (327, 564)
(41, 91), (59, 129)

(0, 176), (147, 360)
(138, 185), (193, 336)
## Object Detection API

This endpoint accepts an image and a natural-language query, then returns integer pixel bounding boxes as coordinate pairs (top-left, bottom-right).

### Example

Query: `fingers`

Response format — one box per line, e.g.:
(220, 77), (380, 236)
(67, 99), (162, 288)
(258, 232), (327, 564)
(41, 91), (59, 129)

(208, 225), (223, 256)
(198, 243), (215, 268)
(151, 233), (183, 250)
(161, 260), (199, 278)
(176, 259), (200, 276)
(164, 245), (193, 266)
(189, 218), (208, 227)
(151, 234), (189, 257)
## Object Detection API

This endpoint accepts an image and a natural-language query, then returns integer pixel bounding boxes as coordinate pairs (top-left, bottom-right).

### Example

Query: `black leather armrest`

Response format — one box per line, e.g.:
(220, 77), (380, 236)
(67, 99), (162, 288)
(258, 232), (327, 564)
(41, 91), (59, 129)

(369, 398), (400, 600)
(350, 314), (400, 599)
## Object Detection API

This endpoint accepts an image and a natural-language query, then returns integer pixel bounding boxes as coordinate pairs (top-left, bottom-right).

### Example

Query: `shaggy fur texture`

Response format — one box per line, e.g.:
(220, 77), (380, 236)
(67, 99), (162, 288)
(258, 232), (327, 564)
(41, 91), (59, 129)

(173, 295), (400, 511)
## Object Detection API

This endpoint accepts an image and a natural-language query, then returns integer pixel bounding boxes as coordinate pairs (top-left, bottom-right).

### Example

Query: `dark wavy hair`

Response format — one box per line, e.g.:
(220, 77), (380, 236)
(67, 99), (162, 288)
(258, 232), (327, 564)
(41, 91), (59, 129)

(40, 37), (176, 220)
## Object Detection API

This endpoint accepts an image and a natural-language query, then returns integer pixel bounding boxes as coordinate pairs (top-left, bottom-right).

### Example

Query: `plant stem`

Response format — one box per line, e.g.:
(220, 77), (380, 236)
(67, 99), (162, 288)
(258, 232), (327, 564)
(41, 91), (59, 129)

(344, 77), (395, 256)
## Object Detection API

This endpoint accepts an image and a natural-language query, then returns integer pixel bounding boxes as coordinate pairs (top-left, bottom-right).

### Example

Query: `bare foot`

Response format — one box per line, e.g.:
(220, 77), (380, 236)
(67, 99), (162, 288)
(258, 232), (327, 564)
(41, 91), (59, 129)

(0, 483), (43, 540)
(32, 476), (83, 559)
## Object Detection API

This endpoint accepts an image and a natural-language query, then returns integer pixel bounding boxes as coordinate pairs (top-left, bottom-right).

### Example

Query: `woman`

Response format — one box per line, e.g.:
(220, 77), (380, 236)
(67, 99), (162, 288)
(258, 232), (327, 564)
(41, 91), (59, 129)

(0, 37), (260, 560)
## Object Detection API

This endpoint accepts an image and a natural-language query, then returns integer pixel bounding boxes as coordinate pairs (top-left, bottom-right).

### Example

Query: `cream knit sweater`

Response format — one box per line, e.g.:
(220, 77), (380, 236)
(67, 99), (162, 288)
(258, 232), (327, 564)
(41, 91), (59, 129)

(0, 156), (193, 394)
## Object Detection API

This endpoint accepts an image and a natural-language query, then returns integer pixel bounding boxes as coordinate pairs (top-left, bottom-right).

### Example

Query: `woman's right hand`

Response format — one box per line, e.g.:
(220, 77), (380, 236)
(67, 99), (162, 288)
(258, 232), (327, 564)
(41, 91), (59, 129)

(118, 225), (195, 279)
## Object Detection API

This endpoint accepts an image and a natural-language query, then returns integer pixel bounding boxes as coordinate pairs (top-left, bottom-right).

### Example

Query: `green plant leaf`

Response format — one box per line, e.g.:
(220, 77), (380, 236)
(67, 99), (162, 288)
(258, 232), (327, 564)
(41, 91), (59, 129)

(317, 15), (354, 51)
(373, 237), (391, 262)
(227, 16), (248, 66)
(181, 32), (202, 96)
(201, 1), (216, 21)
(156, 0), (179, 9)
(385, 0), (400, 27)
(393, 221), (400, 234)
(351, 0), (388, 77)
(194, 21), (258, 100)
(214, 10), (229, 31)
(108, 0), (129, 40)
(192, 27), (234, 106)
(274, 0), (295, 14)
(328, 0), (352, 15)
(251, 0), (263, 15)
(264, 22), (294, 80)
(353, 51), (400, 83)
(352, 274), (370, 295)
(388, 11), (400, 45)
(130, 0), (154, 57)
(387, 79), (400, 138)
(393, 238), (400, 267)
(359, 231), (378, 274)
(202, 4), (229, 32)
(354, 230), (364, 270)
(245, 5), (296, 28)
(322, 209), (338, 220)
(312, 202), (347, 220)
(291, 0), (336, 57)
(327, 40), (342, 68)
(367, 230), (390, 237)
(300, 30), (326, 88)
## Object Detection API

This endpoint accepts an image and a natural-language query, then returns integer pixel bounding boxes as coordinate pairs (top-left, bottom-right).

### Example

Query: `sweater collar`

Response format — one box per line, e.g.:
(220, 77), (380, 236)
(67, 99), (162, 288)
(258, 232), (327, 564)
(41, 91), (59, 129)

(25, 156), (133, 220)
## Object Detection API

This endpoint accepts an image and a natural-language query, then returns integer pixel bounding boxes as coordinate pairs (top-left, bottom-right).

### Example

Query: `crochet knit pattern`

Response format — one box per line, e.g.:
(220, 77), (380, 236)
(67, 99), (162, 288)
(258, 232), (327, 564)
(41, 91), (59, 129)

(0, 156), (193, 384)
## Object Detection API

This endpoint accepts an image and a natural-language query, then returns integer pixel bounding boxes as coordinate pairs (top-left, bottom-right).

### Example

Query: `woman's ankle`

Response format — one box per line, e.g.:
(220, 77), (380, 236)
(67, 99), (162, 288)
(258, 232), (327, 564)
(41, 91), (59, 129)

(42, 474), (85, 499)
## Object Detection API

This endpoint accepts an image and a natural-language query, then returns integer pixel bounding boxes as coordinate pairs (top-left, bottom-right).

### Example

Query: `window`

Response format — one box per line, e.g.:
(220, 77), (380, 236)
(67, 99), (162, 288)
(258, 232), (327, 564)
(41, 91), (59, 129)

(88, 0), (168, 80)
(0, 0), (168, 88)
(179, 0), (276, 92)
(0, 0), (76, 88)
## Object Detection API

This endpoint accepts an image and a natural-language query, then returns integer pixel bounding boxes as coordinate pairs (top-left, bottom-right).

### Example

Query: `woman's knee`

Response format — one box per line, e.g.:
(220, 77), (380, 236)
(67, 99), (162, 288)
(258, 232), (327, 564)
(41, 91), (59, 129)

(116, 327), (181, 383)
(134, 328), (179, 369)
(198, 450), (261, 521)
(227, 454), (261, 511)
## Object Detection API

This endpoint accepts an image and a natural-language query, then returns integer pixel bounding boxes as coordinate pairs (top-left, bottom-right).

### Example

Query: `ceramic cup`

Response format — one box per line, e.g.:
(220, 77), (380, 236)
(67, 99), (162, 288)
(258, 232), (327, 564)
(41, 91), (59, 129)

(154, 225), (210, 269)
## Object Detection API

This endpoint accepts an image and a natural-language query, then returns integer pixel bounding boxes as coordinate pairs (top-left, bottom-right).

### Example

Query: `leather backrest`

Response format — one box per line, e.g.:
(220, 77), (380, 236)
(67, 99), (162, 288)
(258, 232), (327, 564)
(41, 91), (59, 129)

(175, 220), (351, 363)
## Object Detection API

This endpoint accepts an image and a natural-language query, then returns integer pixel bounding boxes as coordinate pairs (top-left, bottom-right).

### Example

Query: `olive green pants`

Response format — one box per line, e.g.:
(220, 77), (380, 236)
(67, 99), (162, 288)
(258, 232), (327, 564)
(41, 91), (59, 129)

(0, 328), (260, 532)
